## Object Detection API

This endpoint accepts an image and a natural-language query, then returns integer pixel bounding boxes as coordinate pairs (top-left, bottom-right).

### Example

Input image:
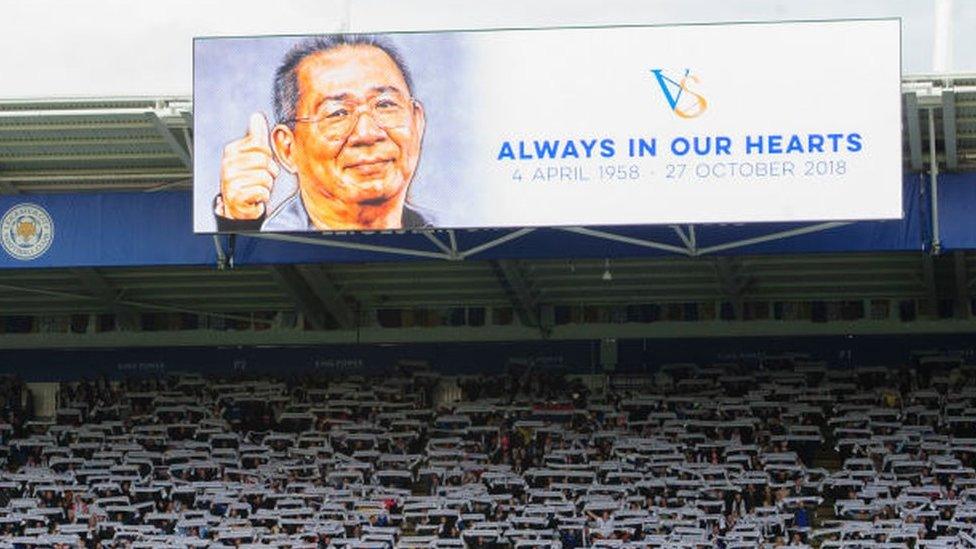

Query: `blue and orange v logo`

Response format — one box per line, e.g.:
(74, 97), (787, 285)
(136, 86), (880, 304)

(651, 69), (707, 119)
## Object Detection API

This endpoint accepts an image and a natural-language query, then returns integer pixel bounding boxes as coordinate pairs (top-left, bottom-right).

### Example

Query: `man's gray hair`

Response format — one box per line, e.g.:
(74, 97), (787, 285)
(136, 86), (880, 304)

(273, 34), (414, 129)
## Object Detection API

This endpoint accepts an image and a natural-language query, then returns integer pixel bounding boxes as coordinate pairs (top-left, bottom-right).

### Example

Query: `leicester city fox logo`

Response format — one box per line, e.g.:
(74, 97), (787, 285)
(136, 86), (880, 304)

(1, 203), (54, 260)
(651, 68), (708, 119)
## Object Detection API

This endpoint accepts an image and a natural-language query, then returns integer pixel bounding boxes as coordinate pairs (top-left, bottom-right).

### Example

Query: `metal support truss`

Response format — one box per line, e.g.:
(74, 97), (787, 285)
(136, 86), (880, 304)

(695, 222), (851, 256)
(561, 222), (851, 258)
(491, 259), (540, 328)
(268, 265), (331, 330)
(294, 264), (357, 329)
(712, 257), (755, 319)
(146, 112), (191, 169)
(247, 227), (539, 263)
(270, 265), (358, 330)
(422, 231), (460, 260)
(458, 228), (535, 259)
(560, 227), (691, 255)
(71, 267), (140, 330)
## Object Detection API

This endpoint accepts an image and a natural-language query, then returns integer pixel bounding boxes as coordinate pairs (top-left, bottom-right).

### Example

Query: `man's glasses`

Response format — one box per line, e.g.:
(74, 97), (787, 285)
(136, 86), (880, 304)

(287, 92), (417, 140)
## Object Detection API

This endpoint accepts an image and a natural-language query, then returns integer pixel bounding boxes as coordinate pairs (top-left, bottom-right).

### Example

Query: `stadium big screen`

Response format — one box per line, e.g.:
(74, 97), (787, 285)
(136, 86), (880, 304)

(193, 19), (901, 233)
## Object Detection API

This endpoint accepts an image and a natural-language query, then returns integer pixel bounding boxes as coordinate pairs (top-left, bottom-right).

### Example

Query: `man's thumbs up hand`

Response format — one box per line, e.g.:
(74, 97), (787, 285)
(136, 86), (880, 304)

(217, 112), (281, 220)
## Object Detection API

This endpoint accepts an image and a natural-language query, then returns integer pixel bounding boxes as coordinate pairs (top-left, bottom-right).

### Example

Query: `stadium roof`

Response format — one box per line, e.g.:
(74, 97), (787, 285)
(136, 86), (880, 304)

(0, 97), (191, 194)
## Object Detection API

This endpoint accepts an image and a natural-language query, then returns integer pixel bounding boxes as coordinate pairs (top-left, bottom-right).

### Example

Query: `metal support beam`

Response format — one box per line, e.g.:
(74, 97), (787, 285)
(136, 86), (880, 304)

(459, 228), (536, 259)
(905, 92), (924, 171)
(422, 231), (457, 259)
(294, 264), (357, 329)
(696, 222), (851, 256)
(146, 112), (192, 169)
(70, 267), (140, 330)
(447, 230), (458, 257)
(943, 89), (958, 170)
(492, 259), (540, 328)
(182, 128), (194, 161)
(671, 226), (693, 251)
(712, 257), (754, 319)
(213, 236), (228, 270)
(560, 227), (690, 255)
(268, 265), (329, 330)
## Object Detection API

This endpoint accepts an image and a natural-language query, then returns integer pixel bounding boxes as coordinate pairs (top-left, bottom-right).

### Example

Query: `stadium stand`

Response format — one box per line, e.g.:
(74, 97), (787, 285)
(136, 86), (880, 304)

(0, 355), (974, 548)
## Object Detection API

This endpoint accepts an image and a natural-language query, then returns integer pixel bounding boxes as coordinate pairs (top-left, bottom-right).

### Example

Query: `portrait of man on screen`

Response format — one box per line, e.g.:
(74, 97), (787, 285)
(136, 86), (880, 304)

(213, 35), (429, 232)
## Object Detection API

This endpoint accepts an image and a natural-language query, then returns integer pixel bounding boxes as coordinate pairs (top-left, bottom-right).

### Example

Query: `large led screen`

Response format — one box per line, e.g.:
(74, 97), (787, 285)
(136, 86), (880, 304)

(193, 20), (902, 233)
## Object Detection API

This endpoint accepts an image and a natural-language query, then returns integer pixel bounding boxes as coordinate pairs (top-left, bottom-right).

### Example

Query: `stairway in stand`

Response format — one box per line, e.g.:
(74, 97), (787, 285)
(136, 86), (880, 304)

(812, 444), (842, 527)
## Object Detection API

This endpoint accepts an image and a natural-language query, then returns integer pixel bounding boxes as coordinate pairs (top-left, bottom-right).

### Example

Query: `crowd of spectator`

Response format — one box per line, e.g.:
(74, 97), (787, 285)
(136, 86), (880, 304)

(0, 355), (974, 548)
